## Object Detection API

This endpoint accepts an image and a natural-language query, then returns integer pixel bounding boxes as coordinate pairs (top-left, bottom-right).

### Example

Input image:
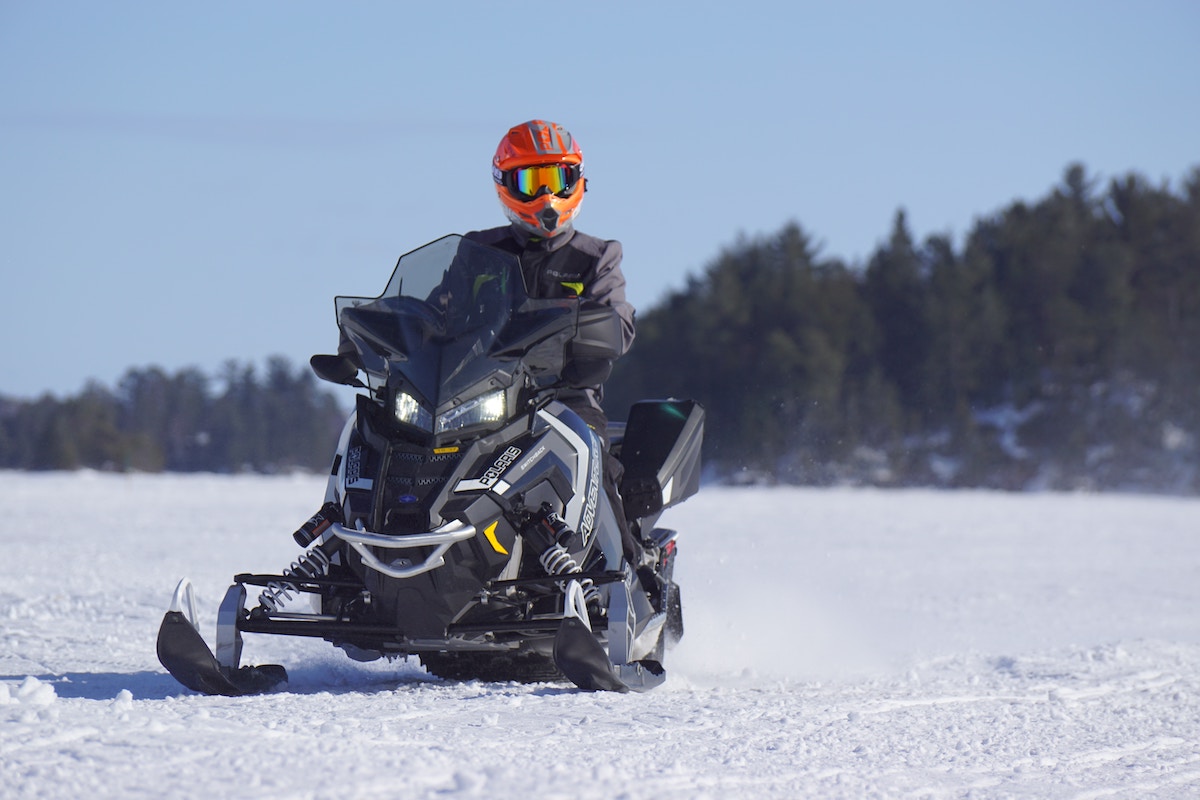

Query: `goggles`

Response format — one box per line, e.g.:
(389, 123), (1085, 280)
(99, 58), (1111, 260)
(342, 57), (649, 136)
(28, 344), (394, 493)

(500, 163), (582, 201)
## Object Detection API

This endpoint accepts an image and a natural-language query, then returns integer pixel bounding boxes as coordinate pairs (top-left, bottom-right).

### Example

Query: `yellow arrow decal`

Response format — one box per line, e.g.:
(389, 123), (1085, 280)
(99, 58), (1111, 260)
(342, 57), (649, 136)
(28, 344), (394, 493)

(483, 521), (508, 555)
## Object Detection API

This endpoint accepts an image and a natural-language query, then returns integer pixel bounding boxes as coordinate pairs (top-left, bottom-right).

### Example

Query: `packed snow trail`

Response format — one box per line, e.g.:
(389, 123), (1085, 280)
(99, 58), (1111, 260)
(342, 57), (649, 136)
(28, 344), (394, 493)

(2, 472), (1199, 798)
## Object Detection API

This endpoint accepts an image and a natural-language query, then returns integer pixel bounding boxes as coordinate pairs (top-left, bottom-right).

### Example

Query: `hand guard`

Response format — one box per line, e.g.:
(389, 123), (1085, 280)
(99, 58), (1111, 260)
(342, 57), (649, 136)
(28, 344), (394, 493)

(564, 302), (624, 388)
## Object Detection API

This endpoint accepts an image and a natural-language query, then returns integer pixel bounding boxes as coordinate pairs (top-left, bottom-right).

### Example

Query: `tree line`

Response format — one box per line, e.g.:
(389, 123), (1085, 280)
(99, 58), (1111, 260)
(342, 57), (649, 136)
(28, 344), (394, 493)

(604, 164), (1200, 492)
(3, 163), (1197, 490)
(0, 357), (344, 472)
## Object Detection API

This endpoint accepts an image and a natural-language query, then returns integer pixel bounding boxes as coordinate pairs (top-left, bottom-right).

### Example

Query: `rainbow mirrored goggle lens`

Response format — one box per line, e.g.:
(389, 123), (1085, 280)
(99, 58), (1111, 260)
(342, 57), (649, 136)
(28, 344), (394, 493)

(502, 164), (581, 200)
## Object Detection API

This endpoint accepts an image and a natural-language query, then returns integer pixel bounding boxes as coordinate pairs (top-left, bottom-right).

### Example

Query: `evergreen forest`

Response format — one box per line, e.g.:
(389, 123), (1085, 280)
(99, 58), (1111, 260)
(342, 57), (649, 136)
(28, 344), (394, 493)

(3, 164), (1198, 491)
(0, 358), (345, 473)
(607, 164), (1200, 492)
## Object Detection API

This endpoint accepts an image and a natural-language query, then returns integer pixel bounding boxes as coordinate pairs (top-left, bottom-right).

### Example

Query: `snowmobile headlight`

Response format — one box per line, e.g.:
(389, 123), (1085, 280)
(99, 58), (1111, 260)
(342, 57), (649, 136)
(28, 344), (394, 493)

(393, 391), (433, 431)
(436, 390), (507, 435)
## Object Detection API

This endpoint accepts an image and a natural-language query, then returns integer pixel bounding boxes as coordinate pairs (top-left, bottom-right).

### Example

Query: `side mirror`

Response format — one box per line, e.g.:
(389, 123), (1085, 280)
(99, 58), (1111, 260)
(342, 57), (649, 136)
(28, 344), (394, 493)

(310, 354), (365, 388)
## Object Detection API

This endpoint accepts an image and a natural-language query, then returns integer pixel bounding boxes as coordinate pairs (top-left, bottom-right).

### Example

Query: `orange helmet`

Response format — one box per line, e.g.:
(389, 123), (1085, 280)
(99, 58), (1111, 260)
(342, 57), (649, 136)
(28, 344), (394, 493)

(492, 120), (585, 238)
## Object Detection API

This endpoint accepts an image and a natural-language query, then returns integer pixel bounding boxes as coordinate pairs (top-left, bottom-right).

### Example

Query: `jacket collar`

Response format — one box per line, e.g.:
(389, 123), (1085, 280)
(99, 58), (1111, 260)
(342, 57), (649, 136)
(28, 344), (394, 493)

(509, 224), (576, 253)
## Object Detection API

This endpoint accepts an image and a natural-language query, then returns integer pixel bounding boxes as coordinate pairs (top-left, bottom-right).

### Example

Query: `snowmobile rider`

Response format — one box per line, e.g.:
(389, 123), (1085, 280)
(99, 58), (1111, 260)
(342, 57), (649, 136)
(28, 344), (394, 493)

(464, 120), (644, 568)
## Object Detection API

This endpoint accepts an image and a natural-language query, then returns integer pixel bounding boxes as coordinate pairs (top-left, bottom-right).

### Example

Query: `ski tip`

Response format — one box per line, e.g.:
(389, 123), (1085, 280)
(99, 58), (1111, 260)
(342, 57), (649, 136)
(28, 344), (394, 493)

(167, 578), (198, 625)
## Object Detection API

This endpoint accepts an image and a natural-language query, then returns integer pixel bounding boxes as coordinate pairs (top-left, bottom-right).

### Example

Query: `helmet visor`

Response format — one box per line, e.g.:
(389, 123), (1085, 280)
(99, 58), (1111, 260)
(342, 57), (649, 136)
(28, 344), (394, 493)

(502, 164), (581, 200)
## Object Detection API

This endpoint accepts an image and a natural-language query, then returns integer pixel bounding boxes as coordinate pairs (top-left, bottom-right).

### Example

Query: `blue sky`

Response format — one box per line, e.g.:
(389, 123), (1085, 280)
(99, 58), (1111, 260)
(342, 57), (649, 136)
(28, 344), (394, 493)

(2, 1), (1198, 398)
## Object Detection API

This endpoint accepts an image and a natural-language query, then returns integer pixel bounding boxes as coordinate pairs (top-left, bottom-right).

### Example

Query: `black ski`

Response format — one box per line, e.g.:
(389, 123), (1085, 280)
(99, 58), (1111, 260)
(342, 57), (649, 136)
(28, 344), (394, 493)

(156, 610), (287, 696)
(552, 617), (629, 693)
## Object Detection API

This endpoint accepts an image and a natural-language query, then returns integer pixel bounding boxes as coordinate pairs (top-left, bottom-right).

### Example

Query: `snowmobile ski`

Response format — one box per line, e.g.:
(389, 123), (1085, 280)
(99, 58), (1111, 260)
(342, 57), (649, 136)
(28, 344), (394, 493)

(553, 616), (630, 692)
(156, 579), (286, 696)
(552, 579), (629, 692)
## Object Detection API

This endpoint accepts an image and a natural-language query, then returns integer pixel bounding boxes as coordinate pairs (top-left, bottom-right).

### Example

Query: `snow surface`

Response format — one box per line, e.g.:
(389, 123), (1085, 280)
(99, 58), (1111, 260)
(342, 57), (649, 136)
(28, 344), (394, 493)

(2, 471), (1199, 799)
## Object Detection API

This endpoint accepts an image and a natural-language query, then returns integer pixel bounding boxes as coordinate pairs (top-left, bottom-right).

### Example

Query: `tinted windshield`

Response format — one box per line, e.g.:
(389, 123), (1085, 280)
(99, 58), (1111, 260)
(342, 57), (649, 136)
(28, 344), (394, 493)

(337, 235), (523, 339)
(333, 235), (539, 405)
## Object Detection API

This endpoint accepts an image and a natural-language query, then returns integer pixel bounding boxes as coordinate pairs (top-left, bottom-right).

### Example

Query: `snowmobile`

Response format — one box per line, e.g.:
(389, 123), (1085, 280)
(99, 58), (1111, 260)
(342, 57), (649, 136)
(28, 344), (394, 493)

(156, 234), (703, 694)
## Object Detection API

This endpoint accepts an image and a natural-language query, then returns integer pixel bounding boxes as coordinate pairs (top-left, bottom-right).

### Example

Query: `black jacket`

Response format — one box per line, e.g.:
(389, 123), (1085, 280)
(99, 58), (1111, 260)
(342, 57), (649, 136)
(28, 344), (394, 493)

(464, 225), (636, 418)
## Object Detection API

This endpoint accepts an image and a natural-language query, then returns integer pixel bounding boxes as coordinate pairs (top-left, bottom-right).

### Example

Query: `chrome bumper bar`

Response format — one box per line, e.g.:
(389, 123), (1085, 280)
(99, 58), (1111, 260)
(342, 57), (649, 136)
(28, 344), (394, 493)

(329, 520), (477, 579)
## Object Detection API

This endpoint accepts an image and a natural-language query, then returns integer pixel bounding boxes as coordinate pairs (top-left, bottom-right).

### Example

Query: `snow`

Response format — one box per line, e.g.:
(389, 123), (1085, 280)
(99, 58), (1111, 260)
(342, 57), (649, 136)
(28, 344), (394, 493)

(3, 471), (1200, 798)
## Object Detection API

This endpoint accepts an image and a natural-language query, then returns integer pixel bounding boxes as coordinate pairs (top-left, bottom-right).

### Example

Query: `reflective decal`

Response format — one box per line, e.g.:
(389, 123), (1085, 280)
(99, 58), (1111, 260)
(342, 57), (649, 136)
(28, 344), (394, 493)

(483, 521), (508, 555)
(579, 428), (602, 540)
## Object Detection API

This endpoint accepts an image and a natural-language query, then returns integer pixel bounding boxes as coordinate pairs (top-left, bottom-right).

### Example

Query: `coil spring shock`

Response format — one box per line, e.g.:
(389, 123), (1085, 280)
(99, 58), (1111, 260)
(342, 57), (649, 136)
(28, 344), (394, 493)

(539, 543), (600, 606)
(258, 546), (332, 612)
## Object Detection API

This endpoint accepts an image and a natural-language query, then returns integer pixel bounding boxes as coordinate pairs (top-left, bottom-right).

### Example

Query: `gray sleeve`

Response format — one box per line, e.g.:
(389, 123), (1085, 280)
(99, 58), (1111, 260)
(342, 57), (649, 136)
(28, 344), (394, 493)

(586, 239), (636, 357)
